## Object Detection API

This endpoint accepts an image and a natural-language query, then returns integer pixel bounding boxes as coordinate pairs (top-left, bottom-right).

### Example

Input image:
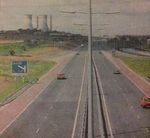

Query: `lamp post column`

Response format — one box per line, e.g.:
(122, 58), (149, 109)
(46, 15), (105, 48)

(88, 0), (93, 137)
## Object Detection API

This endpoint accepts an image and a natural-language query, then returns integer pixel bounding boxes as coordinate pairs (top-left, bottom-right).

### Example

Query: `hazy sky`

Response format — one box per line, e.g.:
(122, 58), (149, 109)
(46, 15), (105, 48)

(0, 0), (150, 35)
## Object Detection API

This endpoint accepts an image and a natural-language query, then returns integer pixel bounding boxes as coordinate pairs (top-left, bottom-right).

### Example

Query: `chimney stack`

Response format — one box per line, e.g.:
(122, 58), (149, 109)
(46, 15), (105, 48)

(24, 14), (33, 30)
(38, 15), (49, 32)
(49, 15), (52, 32)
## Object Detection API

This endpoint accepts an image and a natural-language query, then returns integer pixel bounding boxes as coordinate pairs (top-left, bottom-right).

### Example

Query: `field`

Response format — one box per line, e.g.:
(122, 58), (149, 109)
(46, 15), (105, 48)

(0, 40), (70, 103)
(144, 44), (150, 52)
(114, 53), (150, 80)
(0, 40), (23, 44)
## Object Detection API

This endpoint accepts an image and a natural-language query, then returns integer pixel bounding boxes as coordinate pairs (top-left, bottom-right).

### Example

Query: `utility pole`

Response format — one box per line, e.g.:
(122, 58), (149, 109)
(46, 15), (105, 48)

(88, 0), (93, 137)
(49, 15), (52, 31)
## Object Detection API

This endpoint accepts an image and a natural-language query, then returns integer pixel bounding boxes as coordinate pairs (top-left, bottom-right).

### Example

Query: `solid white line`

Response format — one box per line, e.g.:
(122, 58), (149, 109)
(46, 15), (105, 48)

(71, 54), (87, 138)
(93, 69), (105, 138)
(93, 57), (114, 138)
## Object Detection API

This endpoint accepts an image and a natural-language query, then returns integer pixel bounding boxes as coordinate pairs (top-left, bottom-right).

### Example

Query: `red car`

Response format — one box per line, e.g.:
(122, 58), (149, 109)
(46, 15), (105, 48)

(57, 73), (66, 80)
(141, 96), (150, 108)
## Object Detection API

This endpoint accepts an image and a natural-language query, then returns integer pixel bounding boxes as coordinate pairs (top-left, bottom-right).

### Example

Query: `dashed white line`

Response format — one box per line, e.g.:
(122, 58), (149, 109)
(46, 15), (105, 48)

(137, 115), (140, 120)
(145, 128), (149, 133)
(36, 128), (40, 134)
(130, 105), (134, 110)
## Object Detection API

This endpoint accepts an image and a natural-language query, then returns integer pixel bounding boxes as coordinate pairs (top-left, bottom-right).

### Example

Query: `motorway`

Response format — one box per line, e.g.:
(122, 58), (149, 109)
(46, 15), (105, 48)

(0, 44), (150, 138)
(0, 47), (88, 138)
(93, 43), (150, 138)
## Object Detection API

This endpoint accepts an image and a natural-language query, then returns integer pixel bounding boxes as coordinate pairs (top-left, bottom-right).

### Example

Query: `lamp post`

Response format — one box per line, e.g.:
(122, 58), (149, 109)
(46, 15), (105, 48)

(88, 0), (93, 138)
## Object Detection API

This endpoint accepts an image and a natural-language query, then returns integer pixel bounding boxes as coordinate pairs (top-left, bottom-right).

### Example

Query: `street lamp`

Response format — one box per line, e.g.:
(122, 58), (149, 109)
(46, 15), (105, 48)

(88, 1), (93, 138)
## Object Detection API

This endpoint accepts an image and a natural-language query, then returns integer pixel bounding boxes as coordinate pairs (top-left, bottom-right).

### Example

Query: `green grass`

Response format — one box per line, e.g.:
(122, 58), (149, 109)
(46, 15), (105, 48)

(0, 43), (25, 55)
(144, 44), (150, 52)
(114, 54), (150, 79)
(0, 41), (53, 55)
(0, 40), (68, 102)
(0, 60), (56, 102)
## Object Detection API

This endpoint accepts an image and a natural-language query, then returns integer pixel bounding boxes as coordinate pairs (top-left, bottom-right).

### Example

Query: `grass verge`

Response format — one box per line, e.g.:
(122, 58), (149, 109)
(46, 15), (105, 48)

(113, 53), (150, 79)
(0, 60), (56, 102)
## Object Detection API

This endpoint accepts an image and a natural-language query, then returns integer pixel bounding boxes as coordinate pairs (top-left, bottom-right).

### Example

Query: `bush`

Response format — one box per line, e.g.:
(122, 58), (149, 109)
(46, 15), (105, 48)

(9, 50), (15, 56)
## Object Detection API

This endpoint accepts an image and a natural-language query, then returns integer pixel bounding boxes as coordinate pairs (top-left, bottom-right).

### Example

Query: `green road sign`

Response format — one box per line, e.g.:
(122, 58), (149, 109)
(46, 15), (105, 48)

(12, 61), (27, 75)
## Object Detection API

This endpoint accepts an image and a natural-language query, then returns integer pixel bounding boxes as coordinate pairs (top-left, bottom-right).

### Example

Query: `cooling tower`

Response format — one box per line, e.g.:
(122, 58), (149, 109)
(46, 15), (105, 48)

(38, 15), (49, 32)
(24, 14), (33, 30)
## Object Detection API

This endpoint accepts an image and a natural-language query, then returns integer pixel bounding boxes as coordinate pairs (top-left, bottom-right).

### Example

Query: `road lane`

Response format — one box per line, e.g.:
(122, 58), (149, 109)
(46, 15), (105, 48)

(0, 48), (88, 138)
(93, 45), (150, 138)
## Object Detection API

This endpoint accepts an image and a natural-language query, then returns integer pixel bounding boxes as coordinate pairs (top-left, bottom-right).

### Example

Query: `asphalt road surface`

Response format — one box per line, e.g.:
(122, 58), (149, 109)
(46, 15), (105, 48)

(93, 43), (150, 138)
(0, 47), (88, 138)
(0, 43), (150, 138)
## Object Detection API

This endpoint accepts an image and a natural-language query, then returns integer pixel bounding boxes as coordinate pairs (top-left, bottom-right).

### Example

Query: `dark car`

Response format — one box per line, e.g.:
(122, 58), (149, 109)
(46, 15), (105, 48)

(57, 73), (66, 80)
(113, 70), (121, 74)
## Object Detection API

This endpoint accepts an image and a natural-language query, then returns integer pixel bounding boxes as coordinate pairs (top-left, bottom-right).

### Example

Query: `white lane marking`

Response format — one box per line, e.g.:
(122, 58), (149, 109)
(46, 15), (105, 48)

(93, 69), (105, 138)
(0, 53), (76, 136)
(93, 57), (114, 138)
(130, 105), (134, 110)
(36, 128), (40, 134)
(71, 54), (87, 138)
(145, 128), (149, 133)
(137, 115), (140, 120)
(49, 106), (53, 110)
(44, 116), (47, 119)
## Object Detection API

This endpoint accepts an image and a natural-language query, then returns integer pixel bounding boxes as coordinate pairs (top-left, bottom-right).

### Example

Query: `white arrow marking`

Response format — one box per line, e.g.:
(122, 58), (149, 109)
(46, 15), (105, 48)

(18, 65), (27, 72)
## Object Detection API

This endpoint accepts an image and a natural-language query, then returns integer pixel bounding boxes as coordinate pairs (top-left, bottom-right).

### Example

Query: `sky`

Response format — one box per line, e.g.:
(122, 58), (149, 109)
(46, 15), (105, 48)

(0, 0), (150, 36)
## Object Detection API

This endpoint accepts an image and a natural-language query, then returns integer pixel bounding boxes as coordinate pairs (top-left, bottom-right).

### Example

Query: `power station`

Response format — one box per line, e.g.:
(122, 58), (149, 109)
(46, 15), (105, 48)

(24, 14), (33, 30)
(38, 15), (49, 32)
(24, 14), (51, 32)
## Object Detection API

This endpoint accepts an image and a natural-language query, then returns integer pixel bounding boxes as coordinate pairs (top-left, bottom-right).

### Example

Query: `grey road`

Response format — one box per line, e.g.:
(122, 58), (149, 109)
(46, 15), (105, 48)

(0, 47), (88, 138)
(93, 43), (150, 138)
(0, 44), (150, 138)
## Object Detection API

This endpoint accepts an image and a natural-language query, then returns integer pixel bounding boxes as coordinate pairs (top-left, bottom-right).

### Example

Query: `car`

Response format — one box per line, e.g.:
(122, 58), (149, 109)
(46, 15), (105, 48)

(141, 96), (150, 108)
(81, 44), (84, 47)
(113, 70), (121, 74)
(57, 73), (66, 80)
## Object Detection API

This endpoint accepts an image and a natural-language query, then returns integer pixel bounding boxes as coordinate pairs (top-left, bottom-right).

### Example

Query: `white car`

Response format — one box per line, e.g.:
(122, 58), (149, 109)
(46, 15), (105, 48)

(81, 44), (84, 47)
